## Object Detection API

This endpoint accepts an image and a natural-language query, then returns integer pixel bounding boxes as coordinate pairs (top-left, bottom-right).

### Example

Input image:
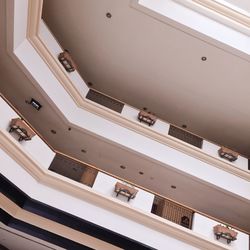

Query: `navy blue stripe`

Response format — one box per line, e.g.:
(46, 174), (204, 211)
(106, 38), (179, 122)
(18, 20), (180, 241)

(0, 174), (156, 250)
(0, 209), (93, 250)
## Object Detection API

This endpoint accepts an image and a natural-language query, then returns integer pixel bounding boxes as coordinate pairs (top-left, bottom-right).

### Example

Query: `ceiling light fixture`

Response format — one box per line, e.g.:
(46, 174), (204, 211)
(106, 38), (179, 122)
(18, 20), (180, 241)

(68, 127), (71, 131)
(81, 149), (87, 153)
(26, 98), (42, 110)
(201, 56), (207, 61)
(171, 185), (177, 189)
(106, 12), (112, 18)
(139, 171), (144, 175)
(120, 165), (126, 169)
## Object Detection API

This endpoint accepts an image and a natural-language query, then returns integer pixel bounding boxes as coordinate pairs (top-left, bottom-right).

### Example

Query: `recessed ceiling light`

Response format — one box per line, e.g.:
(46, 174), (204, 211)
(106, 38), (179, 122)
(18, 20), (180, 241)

(182, 124), (187, 129)
(139, 171), (144, 175)
(171, 185), (177, 189)
(50, 129), (56, 134)
(201, 56), (207, 61)
(106, 12), (112, 18)
(81, 149), (87, 153)
(120, 165), (126, 169)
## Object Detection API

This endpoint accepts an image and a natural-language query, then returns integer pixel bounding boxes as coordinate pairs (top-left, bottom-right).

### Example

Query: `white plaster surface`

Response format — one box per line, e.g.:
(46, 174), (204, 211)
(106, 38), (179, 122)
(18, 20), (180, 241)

(202, 140), (248, 171)
(0, 97), (55, 169)
(92, 172), (155, 213)
(1, 148), (201, 250)
(14, 39), (250, 201)
(192, 213), (249, 250)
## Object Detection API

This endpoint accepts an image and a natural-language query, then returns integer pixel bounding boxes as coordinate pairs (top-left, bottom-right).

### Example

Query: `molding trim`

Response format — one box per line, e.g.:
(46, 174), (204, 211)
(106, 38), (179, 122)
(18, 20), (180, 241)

(0, 184), (152, 250)
(0, 130), (240, 249)
(23, 0), (250, 182)
(0, 178), (229, 249)
(6, 0), (250, 187)
(1, 127), (249, 235)
(27, 0), (43, 38)
(3, 0), (250, 237)
(0, 198), (96, 250)
(193, 0), (250, 28)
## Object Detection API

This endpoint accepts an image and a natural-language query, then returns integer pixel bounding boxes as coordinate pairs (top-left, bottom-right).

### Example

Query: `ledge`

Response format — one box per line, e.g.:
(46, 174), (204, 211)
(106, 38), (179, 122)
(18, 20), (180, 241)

(0, 129), (238, 249)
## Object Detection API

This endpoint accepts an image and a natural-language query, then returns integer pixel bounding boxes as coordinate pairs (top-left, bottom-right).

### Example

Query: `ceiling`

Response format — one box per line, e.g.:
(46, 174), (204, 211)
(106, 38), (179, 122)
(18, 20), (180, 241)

(0, 0), (250, 233)
(0, 224), (63, 250)
(42, 0), (250, 157)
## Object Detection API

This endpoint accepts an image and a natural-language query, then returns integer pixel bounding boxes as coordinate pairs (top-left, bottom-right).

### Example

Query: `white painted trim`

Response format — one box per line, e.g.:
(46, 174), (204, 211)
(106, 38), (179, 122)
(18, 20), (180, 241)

(5, 0), (250, 184)
(31, 2), (250, 181)
(0, 130), (234, 249)
(0, 195), (122, 250)
(193, 0), (250, 27)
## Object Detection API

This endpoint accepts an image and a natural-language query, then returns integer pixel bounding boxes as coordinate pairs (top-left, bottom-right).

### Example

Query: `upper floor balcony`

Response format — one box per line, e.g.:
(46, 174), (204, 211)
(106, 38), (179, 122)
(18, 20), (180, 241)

(0, 87), (249, 249)
(1, 1), (250, 248)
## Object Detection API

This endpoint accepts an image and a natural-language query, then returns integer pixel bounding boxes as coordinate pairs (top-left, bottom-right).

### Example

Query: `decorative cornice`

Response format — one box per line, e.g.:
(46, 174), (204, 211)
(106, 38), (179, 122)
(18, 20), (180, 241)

(3, 0), (250, 236)
(26, 0), (43, 38)
(193, 0), (250, 28)
(0, 195), (119, 250)
(4, 0), (249, 202)
(23, 1), (250, 182)
(0, 130), (234, 249)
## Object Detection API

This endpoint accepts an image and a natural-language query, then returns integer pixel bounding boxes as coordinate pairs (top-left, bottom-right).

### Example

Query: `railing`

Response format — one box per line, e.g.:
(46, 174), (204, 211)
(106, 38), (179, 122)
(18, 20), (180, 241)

(1, 93), (249, 236)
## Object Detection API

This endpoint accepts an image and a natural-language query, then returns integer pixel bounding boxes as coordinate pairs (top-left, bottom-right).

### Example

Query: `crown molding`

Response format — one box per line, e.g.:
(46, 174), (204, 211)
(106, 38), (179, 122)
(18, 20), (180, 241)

(193, 0), (250, 28)
(0, 195), (121, 250)
(0, 130), (235, 249)
(23, 0), (250, 182)
(3, 0), (248, 190)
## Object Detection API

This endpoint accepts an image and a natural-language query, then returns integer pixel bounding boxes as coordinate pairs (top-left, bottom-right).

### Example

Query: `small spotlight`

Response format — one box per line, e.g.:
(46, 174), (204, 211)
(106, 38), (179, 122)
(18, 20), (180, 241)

(139, 171), (144, 175)
(171, 185), (176, 189)
(201, 56), (207, 61)
(120, 165), (126, 169)
(81, 149), (87, 153)
(50, 129), (56, 134)
(26, 98), (42, 110)
(106, 12), (112, 18)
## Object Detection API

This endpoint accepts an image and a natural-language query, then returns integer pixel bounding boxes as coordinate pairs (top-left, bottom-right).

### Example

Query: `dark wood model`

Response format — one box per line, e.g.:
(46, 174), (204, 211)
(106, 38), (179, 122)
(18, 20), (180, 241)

(58, 50), (77, 72)
(213, 224), (238, 244)
(114, 182), (138, 201)
(218, 146), (238, 162)
(9, 118), (36, 141)
(138, 110), (157, 126)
